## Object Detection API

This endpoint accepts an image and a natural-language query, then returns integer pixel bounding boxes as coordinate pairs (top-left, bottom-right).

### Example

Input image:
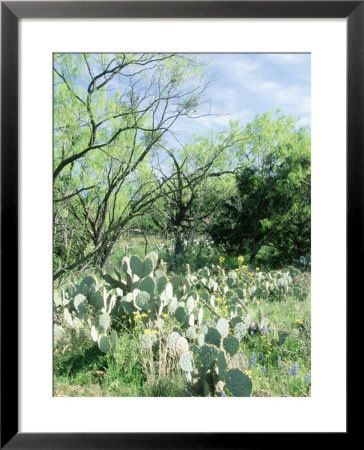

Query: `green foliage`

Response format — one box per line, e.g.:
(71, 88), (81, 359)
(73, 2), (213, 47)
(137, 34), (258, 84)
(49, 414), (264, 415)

(209, 111), (310, 267)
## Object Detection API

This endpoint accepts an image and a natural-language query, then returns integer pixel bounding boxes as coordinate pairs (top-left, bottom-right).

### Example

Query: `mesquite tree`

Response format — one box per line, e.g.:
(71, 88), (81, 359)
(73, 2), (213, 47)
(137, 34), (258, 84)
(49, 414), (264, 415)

(53, 53), (211, 279)
(151, 123), (244, 258)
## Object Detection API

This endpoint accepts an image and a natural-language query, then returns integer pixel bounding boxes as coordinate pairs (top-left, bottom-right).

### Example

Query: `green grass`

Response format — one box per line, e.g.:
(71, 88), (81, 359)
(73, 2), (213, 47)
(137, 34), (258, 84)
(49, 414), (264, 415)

(243, 297), (310, 396)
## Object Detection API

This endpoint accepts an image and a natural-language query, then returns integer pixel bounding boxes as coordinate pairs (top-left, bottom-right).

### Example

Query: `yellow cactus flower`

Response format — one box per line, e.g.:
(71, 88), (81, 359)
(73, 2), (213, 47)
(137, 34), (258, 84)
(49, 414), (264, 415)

(144, 329), (150, 334)
(296, 318), (304, 325)
(238, 256), (244, 263)
(245, 370), (252, 377)
(162, 313), (168, 318)
(219, 256), (225, 263)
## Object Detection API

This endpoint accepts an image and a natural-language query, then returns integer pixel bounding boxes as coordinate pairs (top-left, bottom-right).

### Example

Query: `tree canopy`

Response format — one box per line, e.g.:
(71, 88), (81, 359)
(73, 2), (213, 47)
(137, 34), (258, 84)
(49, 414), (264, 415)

(209, 111), (311, 266)
(53, 54), (311, 279)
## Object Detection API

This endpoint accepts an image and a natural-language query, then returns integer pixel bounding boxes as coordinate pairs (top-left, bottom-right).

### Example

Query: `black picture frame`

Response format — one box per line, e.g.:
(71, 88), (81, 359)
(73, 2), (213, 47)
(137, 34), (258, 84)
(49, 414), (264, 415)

(1, 1), (356, 448)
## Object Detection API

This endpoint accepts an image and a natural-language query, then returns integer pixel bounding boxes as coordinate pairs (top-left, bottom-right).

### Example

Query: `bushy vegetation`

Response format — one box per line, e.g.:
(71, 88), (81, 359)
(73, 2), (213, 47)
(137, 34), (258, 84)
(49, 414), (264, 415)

(54, 246), (310, 397)
(53, 53), (310, 397)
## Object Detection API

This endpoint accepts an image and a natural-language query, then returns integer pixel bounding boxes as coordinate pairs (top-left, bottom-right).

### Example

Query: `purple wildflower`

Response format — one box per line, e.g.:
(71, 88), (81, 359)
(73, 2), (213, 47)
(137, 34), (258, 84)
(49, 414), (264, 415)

(250, 323), (256, 336)
(304, 374), (310, 384)
(220, 391), (226, 397)
(250, 352), (256, 367)
(260, 353), (265, 361)
(261, 325), (267, 334)
(278, 357), (282, 368)
(286, 368), (292, 376)
(262, 366), (267, 375)
(293, 363), (298, 378)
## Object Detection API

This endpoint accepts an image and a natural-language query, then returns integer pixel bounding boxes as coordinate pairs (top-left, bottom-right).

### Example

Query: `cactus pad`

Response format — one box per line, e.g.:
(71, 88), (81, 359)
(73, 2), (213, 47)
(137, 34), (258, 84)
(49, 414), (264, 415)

(135, 291), (150, 310)
(143, 257), (154, 277)
(165, 282), (173, 299)
(200, 344), (218, 369)
(138, 277), (155, 296)
(145, 251), (158, 269)
(130, 255), (143, 278)
(234, 323), (247, 340)
(175, 306), (188, 325)
(278, 331), (287, 345)
(141, 333), (157, 349)
(189, 314), (195, 327)
(98, 334), (110, 353)
(216, 318), (229, 337)
(74, 294), (87, 313)
(96, 313), (111, 333)
(229, 353), (249, 371)
(197, 334), (205, 347)
(223, 336), (239, 356)
(63, 308), (73, 327)
(187, 296), (194, 314)
(157, 276), (168, 295)
(225, 369), (252, 397)
(168, 331), (181, 351)
(91, 325), (98, 342)
(226, 277), (235, 288)
(179, 351), (195, 372)
(217, 351), (227, 381)
(199, 324), (208, 335)
(205, 327), (221, 347)
(198, 307), (204, 326)
(175, 337), (189, 356)
(186, 327), (196, 340)
(80, 276), (97, 287)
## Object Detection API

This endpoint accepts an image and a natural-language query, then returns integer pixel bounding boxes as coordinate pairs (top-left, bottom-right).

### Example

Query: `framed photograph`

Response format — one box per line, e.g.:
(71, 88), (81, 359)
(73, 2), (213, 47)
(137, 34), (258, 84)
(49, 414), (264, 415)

(1, 1), (356, 447)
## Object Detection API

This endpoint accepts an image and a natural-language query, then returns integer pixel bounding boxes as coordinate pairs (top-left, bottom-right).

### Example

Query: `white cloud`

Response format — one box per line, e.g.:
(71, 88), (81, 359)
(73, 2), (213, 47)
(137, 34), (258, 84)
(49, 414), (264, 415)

(166, 53), (311, 145)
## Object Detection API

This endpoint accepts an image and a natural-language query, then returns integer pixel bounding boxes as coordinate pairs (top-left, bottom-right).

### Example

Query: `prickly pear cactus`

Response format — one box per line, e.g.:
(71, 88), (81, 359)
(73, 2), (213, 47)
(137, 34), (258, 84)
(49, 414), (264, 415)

(179, 351), (195, 372)
(217, 351), (227, 381)
(205, 327), (221, 347)
(216, 318), (229, 338)
(234, 322), (247, 340)
(229, 353), (249, 371)
(186, 327), (196, 340)
(168, 331), (181, 351)
(96, 312), (111, 333)
(223, 336), (239, 356)
(175, 337), (189, 356)
(98, 334), (110, 353)
(225, 369), (252, 397)
(200, 344), (218, 369)
(130, 255), (143, 278)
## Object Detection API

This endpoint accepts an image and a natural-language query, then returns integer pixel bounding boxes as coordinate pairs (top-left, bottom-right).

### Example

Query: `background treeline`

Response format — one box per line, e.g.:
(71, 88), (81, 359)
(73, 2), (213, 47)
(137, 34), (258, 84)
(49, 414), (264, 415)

(54, 53), (310, 281)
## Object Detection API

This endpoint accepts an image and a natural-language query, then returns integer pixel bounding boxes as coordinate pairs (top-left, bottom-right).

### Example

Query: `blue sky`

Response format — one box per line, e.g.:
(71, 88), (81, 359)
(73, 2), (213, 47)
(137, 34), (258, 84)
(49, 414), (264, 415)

(172, 53), (311, 143)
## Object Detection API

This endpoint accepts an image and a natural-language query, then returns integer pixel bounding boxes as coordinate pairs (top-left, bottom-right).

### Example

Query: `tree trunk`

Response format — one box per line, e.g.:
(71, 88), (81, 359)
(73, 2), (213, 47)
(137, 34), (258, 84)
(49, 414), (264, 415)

(248, 243), (260, 269)
(174, 228), (185, 257)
